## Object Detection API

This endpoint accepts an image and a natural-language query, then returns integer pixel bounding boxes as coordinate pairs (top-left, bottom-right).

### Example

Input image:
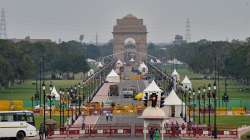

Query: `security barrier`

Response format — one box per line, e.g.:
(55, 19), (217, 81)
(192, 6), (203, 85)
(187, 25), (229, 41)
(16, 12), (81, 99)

(48, 123), (238, 139)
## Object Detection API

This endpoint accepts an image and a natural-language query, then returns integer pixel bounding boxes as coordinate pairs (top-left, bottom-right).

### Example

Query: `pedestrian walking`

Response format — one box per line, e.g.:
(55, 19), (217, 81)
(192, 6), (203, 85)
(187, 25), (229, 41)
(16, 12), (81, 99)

(106, 112), (109, 122)
(154, 128), (160, 140)
(149, 128), (154, 140)
(39, 123), (44, 140)
(109, 113), (113, 121)
(44, 126), (48, 139)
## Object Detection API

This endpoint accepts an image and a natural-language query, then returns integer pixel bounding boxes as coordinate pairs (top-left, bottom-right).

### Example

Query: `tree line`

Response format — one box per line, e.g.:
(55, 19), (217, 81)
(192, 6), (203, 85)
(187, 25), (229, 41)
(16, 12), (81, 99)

(0, 39), (113, 88)
(149, 38), (250, 84)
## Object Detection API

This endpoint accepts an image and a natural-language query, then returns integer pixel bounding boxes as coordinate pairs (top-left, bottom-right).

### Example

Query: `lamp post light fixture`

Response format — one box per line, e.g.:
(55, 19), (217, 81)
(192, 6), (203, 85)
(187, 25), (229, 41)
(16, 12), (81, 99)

(184, 86), (188, 122)
(197, 88), (201, 124)
(74, 85), (78, 118)
(48, 83), (53, 120)
(82, 82), (85, 105)
(213, 82), (217, 138)
(188, 88), (191, 123)
(192, 89), (196, 124)
(181, 88), (184, 118)
(208, 83), (211, 127)
(42, 82), (46, 136)
(61, 89), (65, 128)
(78, 83), (81, 116)
(202, 86), (206, 124)
(67, 89), (70, 125)
(59, 89), (62, 128)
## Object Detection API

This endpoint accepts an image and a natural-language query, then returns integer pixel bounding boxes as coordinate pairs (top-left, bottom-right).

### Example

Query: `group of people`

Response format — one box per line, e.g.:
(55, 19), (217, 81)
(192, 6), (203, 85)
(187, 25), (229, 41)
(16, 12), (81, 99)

(149, 128), (160, 140)
(105, 112), (113, 122)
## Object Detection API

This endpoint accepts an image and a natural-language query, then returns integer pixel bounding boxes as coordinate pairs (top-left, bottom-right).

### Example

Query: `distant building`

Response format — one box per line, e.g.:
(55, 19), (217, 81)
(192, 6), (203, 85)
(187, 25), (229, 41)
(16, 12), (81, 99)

(173, 35), (186, 46)
(8, 36), (51, 43)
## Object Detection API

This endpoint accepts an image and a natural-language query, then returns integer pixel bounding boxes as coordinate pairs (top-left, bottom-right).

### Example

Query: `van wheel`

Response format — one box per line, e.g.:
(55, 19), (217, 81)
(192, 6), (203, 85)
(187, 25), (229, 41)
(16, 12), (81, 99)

(16, 131), (25, 140)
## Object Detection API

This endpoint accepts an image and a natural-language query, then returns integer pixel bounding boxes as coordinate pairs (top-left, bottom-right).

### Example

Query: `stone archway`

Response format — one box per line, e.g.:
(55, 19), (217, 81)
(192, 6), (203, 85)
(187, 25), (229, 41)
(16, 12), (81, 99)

(113, 14), (147, 63)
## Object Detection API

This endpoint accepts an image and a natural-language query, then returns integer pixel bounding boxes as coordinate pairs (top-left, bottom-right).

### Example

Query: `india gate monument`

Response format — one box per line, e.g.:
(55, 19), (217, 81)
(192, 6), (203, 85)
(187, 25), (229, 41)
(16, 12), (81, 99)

(113, 14), (147, 63)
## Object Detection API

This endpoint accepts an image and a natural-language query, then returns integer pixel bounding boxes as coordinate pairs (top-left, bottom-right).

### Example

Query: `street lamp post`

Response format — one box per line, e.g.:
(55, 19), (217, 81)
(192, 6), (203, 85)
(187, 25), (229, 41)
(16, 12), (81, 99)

(62, 89), (65, 128)
(184, 86), (188, 122)
(188, 88), (191, 123)
(202, 87), (206, 124)
(192, 90), (196, 124)
(181, 90), (184, 118)
(78, 83), (81, 116)
(74, 85), (77, 118)
(197, 88), (201, 124)
(208, 83), (211, 127)
(48, 84), (53, 120)
(59, 89), (62, 128)
(67, 89), (70, 125)
(42, 82), (46, 138)
(213, 82), (217, 138)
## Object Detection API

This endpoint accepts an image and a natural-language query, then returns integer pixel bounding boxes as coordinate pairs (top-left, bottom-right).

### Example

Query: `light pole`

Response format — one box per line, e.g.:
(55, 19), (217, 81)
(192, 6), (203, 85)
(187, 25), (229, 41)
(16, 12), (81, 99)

(202, 86), (206, 124)
(197, 88), (201, 124)
(78, 83), (81, 116)
(192, 89), (196, 124)
(62, 89), (65, 128)
(42, 82), (46, 138)
(74, 85), (77, 118)
(48, 83), (53, 120)
(184, 86), (188, 122)
(213, 82), (217, 138)
(59, 89), (62, 128)
(188, 88), (191, 123)
(208, 83), (211, 127)
(181, 89), (184, 118)
(67, 89), (70, 125)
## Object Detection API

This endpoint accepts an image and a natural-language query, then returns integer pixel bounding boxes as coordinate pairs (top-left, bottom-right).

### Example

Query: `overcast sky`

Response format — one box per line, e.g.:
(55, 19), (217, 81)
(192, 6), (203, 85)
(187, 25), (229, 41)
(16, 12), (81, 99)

(1, 0), (250, 43)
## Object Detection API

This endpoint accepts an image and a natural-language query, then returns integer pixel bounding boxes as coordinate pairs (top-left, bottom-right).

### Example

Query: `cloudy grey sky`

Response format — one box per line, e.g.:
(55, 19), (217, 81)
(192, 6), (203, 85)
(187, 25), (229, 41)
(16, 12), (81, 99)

(1, 0), (250, 43)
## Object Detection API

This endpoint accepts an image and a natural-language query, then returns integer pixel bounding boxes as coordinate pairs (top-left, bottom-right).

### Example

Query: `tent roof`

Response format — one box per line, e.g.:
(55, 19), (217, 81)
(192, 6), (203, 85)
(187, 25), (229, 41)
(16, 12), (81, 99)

(181, 75), (191, 84)
(107, 69), (119, 77)
(171, 69), (179, 76)
(97, 62), (103, 68)
(156, 59), (161, 63)
(51, 86), (60, 98)
(163, 89), (184, 105)
(129, 58), (135, 62)
(150, 59), (155, 63)
(143, 80), (162, 93)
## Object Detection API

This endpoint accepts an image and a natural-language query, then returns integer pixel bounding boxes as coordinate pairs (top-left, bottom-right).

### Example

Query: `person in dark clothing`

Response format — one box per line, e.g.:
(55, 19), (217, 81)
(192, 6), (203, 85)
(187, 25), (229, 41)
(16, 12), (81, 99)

(44, 126), (48, 139)
(149, 128), (154, 140)
(39, 123), (44, 140)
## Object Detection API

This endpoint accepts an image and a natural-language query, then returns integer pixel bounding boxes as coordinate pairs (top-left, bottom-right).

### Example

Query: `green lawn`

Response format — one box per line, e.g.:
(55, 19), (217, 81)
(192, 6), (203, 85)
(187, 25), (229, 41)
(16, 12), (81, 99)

(0, 80), (82, 100)
(35, 115), (66, 129)
(194, 116), (250, 128)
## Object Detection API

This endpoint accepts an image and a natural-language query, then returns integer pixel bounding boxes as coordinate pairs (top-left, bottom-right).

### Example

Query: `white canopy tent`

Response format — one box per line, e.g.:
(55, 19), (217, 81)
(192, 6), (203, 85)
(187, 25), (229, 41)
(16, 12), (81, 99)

(143, 80), (163, 99)
(163, 89), (185, 117)
(129, 58), (135, 62)
(156, 59), (162, 64)
(150, 59), (155, 63)
(87, 69), (95, 77)
(97, 62), (103, 68)
(181, 75), (192, 90)
(51, 86), (60, 101)
(105, 69), (120, 83)
(138, 62), (148, 75)
(171, 69), (180, 81)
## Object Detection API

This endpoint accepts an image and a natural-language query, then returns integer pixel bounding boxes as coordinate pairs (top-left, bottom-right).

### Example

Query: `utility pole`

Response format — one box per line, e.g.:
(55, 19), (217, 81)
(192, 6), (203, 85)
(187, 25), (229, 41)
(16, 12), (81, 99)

(0, 8), (7, 39)
(185, 18), (191, 43)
